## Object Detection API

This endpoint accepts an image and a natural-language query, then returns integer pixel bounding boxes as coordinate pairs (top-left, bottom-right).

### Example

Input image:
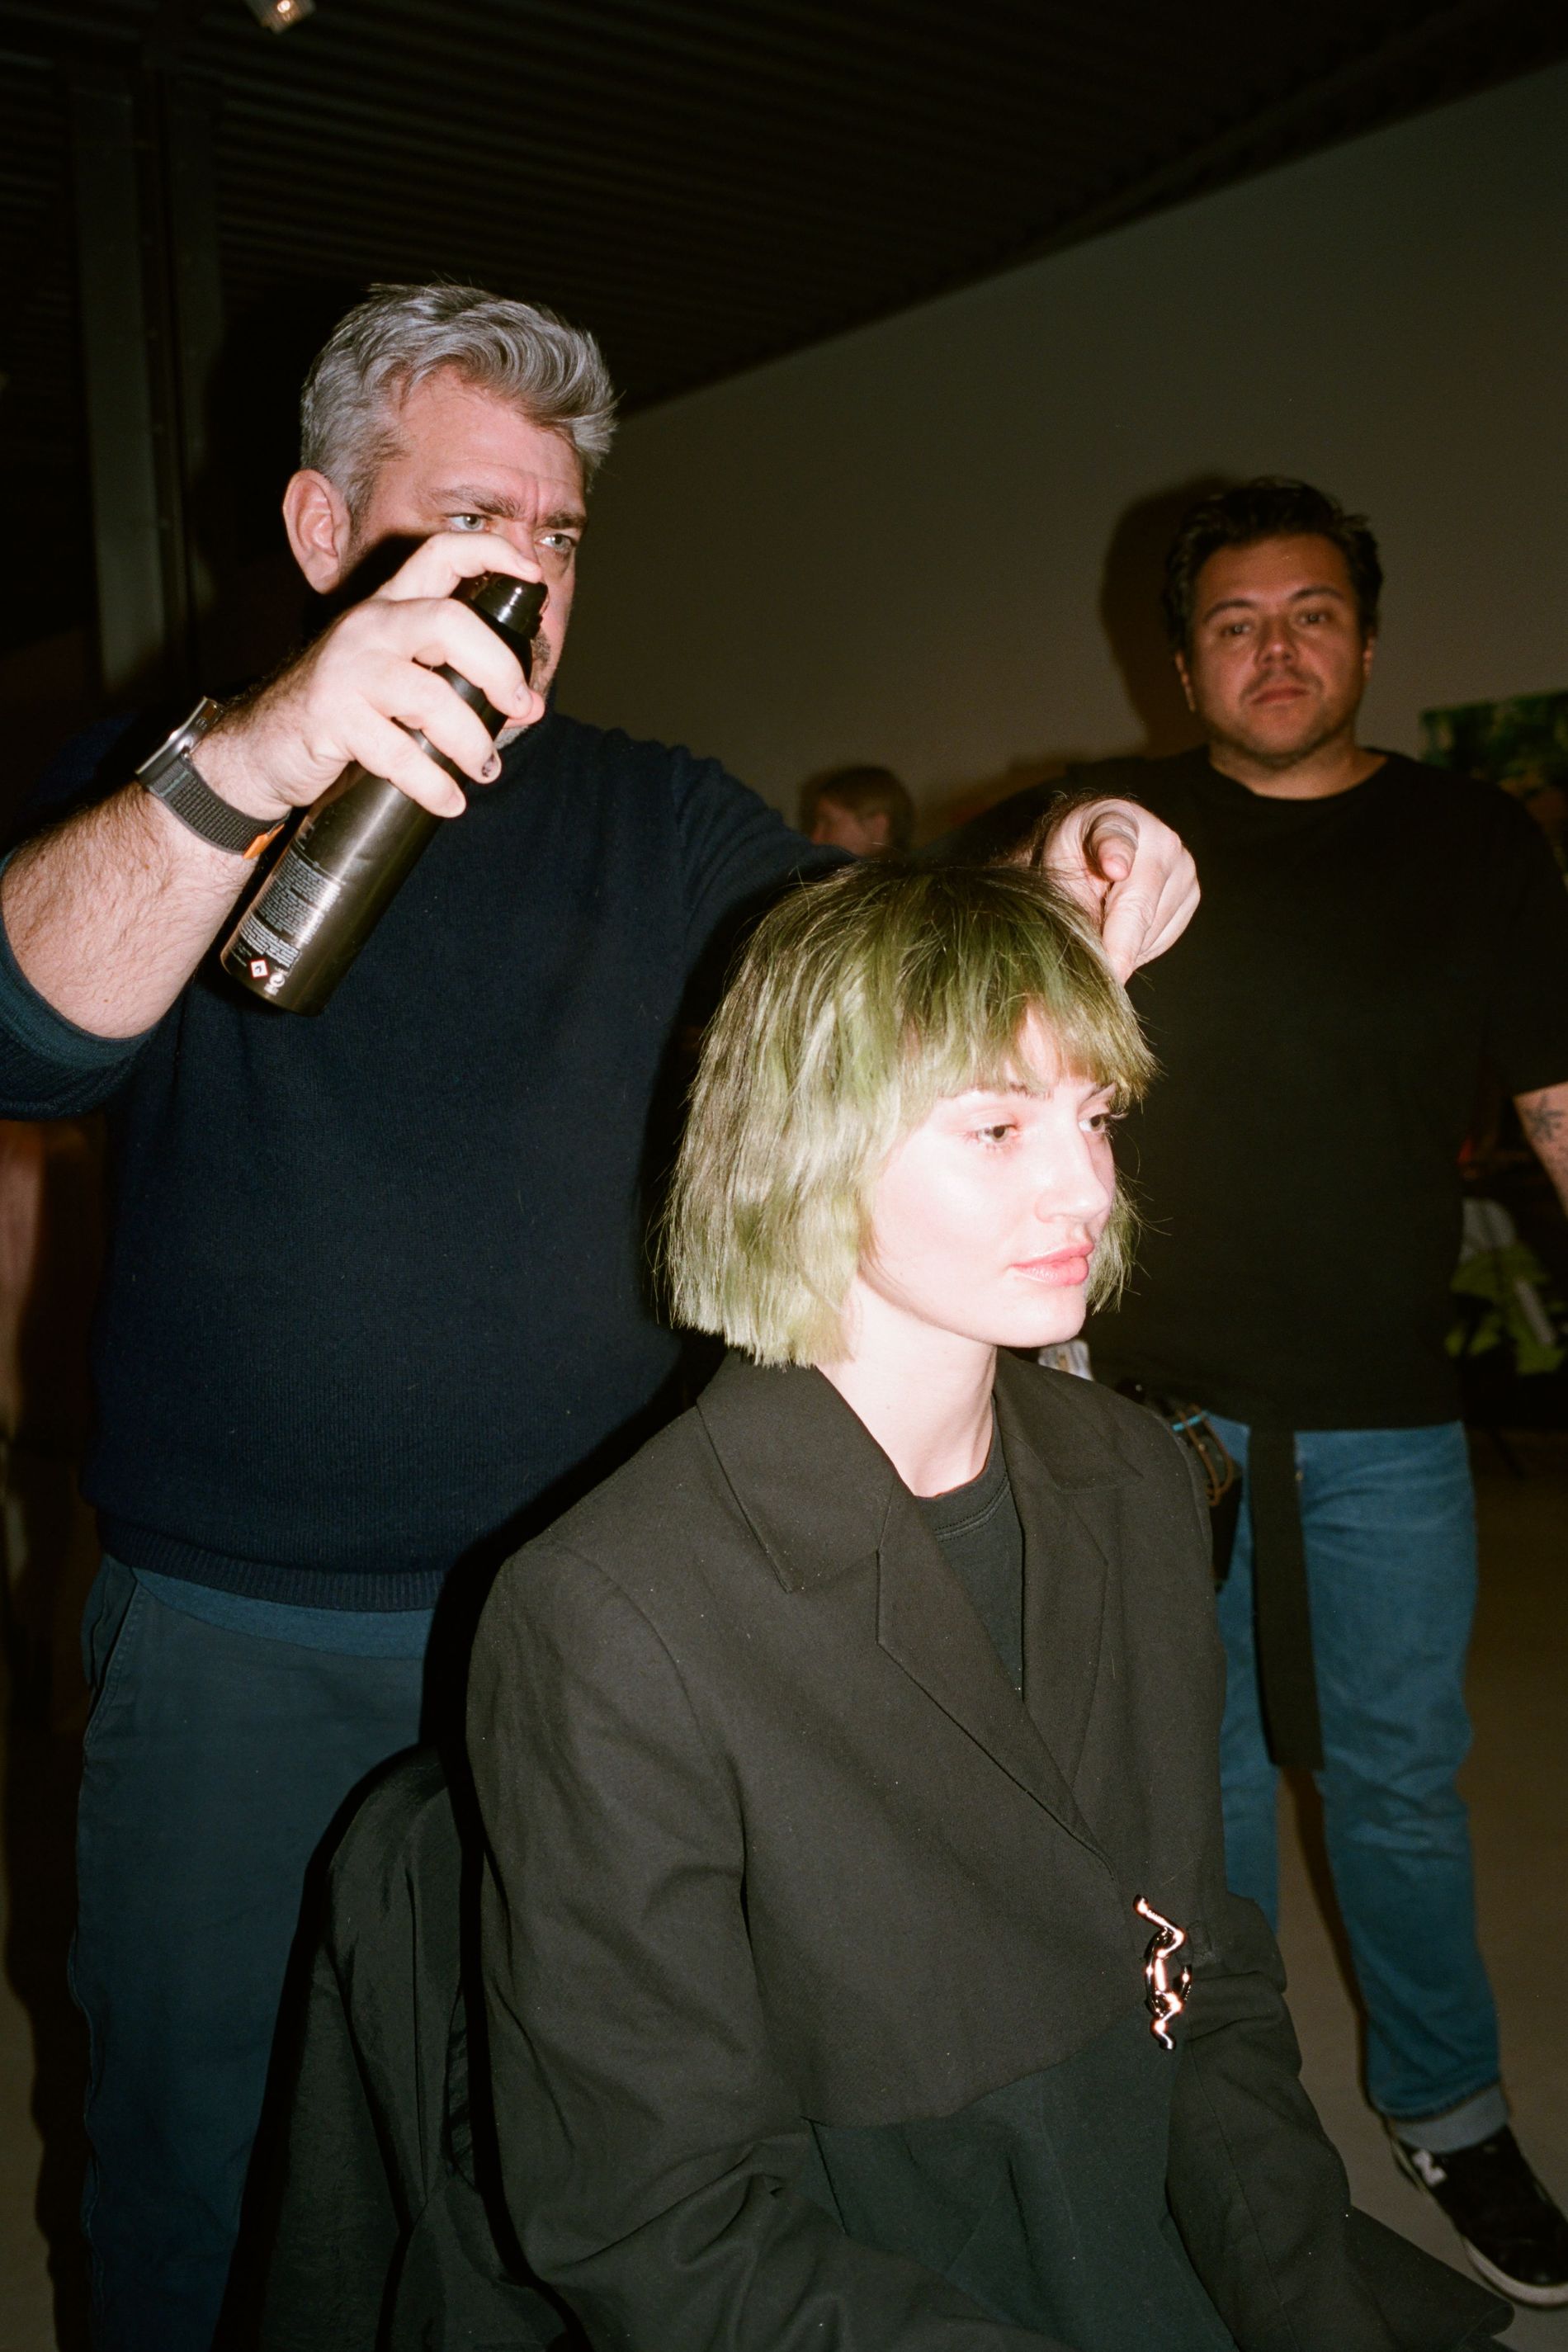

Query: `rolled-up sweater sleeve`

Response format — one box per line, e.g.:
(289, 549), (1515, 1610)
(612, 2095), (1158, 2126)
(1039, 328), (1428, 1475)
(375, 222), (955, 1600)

(0, 881), (156, 1117)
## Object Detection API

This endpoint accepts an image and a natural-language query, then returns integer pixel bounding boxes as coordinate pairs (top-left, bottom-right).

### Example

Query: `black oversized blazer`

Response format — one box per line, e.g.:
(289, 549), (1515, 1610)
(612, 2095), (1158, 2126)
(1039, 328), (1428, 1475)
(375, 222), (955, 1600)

(470, 1351), (1504, 2351)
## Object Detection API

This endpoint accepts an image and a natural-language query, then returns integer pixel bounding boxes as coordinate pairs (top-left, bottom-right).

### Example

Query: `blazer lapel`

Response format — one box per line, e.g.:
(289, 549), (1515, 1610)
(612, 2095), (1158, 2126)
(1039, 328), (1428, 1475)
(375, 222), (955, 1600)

(1018, 1469), (1113, 1790)
(694, 1351), (1133, 1856)
(875, 1485), (1103, 1855)
(994, 1355), (1122, 1792)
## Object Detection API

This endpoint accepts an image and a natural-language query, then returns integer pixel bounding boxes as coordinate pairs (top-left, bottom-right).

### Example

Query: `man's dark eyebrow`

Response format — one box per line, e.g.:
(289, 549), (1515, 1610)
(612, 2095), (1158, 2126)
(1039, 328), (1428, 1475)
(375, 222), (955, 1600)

(1202, 582), (1349, 621)
(431, 485), (587, 530)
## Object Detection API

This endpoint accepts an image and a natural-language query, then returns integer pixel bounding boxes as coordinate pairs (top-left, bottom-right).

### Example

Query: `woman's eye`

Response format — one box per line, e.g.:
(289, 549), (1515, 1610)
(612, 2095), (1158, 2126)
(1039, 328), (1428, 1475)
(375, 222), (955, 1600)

(972, 1122), (1017, 1146)
(1086, 1109), (1123, 1135)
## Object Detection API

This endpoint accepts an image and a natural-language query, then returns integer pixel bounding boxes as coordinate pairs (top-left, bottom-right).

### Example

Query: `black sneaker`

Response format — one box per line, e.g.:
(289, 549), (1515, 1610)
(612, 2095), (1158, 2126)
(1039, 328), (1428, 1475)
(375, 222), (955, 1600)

(1393, 2127), (1568, 2307)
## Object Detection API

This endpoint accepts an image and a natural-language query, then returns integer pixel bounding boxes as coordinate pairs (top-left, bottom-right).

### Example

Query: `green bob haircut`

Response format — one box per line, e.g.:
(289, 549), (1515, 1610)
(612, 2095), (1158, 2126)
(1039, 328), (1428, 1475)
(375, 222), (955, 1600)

(663, 861), (1156, 1367)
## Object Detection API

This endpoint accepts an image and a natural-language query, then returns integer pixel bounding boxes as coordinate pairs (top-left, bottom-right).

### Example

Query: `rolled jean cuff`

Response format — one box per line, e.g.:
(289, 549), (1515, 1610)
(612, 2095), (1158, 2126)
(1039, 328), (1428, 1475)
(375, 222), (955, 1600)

(1387, 2082), (1510, 2153)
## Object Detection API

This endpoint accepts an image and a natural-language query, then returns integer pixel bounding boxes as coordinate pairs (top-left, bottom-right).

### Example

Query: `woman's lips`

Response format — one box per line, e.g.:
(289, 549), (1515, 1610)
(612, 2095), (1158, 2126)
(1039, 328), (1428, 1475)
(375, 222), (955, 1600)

(1012, 1251), (1091, 1286)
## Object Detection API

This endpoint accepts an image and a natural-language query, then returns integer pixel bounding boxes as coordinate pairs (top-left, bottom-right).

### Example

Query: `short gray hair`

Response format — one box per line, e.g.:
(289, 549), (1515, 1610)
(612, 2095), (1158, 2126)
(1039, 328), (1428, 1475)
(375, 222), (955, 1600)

(300, 281), (617, 517)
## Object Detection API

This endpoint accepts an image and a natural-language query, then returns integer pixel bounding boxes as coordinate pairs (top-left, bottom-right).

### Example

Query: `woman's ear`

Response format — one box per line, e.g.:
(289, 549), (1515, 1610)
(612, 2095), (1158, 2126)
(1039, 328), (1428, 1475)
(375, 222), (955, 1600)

(281, 468), (355, 593)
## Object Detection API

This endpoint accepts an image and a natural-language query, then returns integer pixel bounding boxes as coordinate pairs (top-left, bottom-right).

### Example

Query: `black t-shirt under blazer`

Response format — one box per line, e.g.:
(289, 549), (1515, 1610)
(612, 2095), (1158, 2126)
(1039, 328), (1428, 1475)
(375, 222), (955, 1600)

(959, 749), (1568, 1429)
(469, 1350), (1504, 2351)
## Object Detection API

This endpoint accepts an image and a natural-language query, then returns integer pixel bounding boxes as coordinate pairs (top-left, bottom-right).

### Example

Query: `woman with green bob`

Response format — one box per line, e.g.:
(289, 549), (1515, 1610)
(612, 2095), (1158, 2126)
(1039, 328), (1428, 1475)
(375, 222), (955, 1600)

(470, 861), (1503, 2352)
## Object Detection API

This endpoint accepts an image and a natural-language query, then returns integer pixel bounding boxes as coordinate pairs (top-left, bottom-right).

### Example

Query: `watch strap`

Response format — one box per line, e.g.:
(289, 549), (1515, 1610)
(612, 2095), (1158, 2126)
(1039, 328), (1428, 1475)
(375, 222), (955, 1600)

(138, 700), (281, 859)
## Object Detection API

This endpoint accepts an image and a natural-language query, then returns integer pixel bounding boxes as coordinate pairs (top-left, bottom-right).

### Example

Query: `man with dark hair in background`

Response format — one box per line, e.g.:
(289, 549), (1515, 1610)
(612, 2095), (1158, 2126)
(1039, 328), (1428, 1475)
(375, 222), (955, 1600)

(800, 762), (914, 855)
(965, 476), (1568, 2309)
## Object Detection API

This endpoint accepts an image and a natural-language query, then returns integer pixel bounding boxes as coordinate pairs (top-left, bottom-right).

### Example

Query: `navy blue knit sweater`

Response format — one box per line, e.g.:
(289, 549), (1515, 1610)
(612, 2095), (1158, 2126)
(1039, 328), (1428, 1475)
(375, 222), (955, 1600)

(1, 711), (832, 1606)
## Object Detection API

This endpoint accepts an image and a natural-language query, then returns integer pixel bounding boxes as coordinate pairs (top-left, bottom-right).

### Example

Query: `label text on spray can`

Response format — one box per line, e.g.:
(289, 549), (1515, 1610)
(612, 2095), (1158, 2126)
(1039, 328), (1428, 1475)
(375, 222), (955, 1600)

(233, 847), (343, 997)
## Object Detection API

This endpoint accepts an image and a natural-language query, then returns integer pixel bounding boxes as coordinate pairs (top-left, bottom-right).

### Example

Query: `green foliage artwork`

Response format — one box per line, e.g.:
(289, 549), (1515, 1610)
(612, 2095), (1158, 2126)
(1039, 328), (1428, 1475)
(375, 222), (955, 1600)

(1421, 691), (1568, 872)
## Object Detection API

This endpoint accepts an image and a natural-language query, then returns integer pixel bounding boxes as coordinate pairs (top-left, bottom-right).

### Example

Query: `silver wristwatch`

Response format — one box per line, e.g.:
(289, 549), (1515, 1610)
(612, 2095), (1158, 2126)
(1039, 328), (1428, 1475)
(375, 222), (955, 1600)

(136, 699), (281, 859)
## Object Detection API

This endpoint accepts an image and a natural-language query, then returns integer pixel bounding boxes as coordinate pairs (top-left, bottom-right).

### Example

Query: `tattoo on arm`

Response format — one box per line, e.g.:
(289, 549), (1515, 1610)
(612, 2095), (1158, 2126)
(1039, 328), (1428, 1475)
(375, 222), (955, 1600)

(1516, 1083), (1568, 1214)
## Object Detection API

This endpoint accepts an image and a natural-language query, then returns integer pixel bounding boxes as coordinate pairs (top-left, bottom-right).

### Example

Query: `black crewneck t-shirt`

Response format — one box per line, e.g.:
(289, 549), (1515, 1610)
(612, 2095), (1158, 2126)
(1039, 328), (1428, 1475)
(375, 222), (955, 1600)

(977, 748), (1568, 1429)
(912, 1427), (1023, 1693)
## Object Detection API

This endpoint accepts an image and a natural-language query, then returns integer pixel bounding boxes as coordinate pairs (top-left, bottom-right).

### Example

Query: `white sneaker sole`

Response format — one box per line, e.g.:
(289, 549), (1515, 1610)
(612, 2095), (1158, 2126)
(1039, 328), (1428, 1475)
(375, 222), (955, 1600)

(1459, 2240), (1568, 2309)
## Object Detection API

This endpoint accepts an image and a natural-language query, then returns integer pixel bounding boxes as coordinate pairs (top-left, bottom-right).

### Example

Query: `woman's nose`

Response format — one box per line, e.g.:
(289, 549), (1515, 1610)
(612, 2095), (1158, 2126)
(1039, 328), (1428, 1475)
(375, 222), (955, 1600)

(1035, 1131), (1113, 1225)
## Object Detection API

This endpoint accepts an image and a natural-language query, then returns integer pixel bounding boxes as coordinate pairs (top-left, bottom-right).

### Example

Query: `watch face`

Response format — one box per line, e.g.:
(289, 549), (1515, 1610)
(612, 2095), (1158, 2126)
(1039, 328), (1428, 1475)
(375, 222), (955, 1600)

(137, 701), (267, 854)
(141, 704), (208, 782)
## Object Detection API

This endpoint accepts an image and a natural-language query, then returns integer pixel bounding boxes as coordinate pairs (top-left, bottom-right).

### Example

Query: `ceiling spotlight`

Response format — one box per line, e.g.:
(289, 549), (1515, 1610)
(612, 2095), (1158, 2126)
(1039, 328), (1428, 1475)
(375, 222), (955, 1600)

(244, 0), (315, 28)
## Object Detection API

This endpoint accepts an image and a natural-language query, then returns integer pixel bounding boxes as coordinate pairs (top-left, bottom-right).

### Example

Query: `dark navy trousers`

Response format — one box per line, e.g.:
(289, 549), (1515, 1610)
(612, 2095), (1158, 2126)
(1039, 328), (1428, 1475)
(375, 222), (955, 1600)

(73, 1561), (427, 2350)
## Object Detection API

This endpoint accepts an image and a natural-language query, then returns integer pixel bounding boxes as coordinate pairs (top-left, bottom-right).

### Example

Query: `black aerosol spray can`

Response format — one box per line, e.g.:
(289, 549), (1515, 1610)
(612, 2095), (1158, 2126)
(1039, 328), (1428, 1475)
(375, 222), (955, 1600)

(220, 572), (545, 1014)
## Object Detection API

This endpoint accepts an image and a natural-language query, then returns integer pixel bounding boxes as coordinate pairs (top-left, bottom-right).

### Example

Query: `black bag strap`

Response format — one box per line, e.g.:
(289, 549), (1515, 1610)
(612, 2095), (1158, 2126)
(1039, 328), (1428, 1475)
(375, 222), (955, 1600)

(1246, 1429), (1324, 1771)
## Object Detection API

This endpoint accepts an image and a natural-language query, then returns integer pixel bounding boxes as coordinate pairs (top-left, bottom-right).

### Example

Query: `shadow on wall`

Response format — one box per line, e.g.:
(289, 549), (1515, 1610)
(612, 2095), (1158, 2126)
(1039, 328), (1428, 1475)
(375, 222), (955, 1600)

(922, 471), (1230, 843)
(1098, 470), (1234, 757)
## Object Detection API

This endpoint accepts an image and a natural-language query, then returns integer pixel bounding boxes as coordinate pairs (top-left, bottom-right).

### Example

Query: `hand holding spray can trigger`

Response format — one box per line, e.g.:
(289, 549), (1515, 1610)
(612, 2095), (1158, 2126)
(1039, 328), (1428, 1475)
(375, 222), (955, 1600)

(219, 572), (545, 1015)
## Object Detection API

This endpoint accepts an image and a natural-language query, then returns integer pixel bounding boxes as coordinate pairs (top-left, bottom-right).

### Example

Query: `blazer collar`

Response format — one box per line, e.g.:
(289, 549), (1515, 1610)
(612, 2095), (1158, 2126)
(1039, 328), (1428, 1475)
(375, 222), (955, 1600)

(694, 1353), (900, 1594)
(694, 1349), (1138, 1594)
(695, 1352), (1142, 1850)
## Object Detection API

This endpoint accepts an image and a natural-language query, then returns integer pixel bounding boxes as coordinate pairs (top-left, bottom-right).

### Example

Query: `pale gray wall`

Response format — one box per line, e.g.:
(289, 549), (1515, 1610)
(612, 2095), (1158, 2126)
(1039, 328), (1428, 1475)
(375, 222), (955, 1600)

(560, 62), (1568, 831)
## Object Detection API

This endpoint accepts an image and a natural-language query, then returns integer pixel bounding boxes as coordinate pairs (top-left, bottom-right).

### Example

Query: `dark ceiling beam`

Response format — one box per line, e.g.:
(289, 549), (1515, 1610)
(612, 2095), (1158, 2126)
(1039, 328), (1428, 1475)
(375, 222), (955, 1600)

(1004, 0), (1568, 280)
(352, 0), (1190, 130)
(204, 68), (1092, 250)
(187, 0), (1095, 157)
(0, 1), (218, 74)
(142, 0), (216, 66)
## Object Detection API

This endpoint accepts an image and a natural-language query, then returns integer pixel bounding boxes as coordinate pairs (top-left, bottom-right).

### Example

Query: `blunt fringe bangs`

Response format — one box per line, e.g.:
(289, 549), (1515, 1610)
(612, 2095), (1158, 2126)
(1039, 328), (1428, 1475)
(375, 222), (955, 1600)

(664, 862), (1155, 1367)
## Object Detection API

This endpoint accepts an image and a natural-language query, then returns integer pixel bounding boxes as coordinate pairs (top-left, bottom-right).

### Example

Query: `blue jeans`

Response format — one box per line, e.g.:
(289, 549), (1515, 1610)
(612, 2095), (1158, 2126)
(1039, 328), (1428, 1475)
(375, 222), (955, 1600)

(1208, 1418), (1504, 2142)
(72, 1561), (427, 2351)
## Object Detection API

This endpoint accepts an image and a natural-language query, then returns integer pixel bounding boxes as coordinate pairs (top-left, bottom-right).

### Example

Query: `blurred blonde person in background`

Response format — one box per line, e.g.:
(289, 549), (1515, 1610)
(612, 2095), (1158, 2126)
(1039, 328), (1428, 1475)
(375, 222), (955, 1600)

(801, 763), (915, 855)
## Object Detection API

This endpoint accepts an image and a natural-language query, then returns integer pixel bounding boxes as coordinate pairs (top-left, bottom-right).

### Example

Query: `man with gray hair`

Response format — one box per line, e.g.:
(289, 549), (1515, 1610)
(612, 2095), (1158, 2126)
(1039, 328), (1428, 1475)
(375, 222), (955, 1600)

(0, 281), (1194, 2347)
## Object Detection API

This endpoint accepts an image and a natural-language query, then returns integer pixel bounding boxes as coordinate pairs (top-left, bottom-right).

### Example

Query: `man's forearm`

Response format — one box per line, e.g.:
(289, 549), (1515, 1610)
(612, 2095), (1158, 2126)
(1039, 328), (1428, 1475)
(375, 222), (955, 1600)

(2, 779), (261, 1039)
(1515, 1082), (1568, 1218)
(2, 533), (555, 1043)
